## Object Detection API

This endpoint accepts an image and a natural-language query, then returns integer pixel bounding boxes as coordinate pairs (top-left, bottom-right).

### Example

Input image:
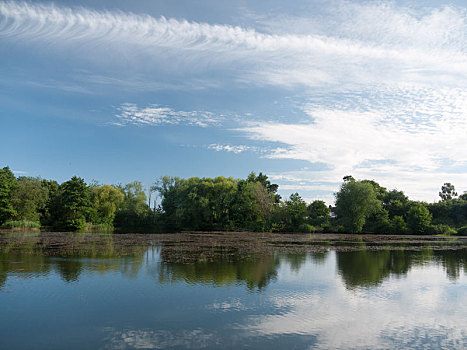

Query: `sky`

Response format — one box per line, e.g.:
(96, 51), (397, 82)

(1, 0), (466, 204)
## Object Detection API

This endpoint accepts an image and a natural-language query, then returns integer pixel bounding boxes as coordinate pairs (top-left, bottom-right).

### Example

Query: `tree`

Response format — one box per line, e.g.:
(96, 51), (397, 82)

(335, 180), (381, 233)
(0, 166), (17, 224)
(439, 183), (457, 201)
(282, 193), (307, 232)
(92, 184), (124, 224)
(58, 176), (92, 230)
(407, 203), (432, 234)
(10, 177), (48, 222)
(246, 172), (281, 203)
(114, 181), (159, 232)
(383, 189), (409, 219)
(307, 200), (330, 226)
(343, 175), (355, 183)
(390, 215), (408, 234)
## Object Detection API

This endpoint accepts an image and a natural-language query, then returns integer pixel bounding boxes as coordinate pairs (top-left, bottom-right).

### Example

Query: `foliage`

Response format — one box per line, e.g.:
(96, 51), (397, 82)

(335, 179), (381, 233)
(407, 203), (432, 234)
(1, 220), (41, 229)
(273, 193), (308, 232)
(383, 189), (409, 219)
(2, 164), (467, 235)
(114, 181), (160, 232)
(0, 166), (17, 224)
(390, 216), (408, 234)
(439, 183), (457, 201)
(11, 177), (48, 221)
(91, 184), (124, 224)
(307, 200), (330, 226)
(427, 200), (467, 227)
(429, 224), (457, 236)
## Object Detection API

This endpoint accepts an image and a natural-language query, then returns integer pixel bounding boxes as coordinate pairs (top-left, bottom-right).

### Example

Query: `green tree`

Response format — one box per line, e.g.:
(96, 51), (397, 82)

(40, 179), (60, 226)
(0, 166), (17, 224)
(246, 172), (280, 202)
(407, 203), (432, 234)
(390, 215), (408, 234)
(307, 200), (330, 226)
(439, 183), (457, 201)
(383, 189), (409, 219)
(335, 180), (381, 233)
(10, 177), (48, 222)
(114, 181), (159, 232)
(92, 184), (124, 224)
(282, 193), (307, 232)
(59, 176), (92, 230)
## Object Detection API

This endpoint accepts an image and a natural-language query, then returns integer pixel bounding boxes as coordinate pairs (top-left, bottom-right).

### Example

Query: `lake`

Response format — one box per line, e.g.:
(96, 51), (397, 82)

(0, 232), (466, 349)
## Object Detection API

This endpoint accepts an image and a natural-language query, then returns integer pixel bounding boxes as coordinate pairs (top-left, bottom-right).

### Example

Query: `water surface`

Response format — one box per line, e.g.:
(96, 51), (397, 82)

(1, 232), (466, 349)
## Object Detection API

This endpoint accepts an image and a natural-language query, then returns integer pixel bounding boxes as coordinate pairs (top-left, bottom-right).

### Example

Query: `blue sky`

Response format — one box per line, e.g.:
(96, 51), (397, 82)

(1, 0), (466, 204)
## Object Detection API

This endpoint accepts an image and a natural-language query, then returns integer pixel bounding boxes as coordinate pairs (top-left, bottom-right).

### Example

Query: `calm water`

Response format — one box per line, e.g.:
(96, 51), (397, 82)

(0, 232), (466, 349)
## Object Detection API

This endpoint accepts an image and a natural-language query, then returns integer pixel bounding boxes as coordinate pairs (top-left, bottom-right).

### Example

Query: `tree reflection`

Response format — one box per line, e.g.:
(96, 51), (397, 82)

(336, 249), (465, 288)
(0, 232), (147, 284)
(158, 254), (279, 291)
(432, 250), (466, 280)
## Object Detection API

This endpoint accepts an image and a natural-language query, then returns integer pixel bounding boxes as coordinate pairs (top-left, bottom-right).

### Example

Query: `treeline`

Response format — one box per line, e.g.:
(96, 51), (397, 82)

(0, 167), (157, 232)
(1, 166), (466, 235)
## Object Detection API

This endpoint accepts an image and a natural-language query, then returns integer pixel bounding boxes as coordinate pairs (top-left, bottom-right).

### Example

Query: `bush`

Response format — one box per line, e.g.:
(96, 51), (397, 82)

(456, 226), (467, 236)
(64, 218), (86, 231)
(429, 224), (457, 235)
(298, 223), (315, 233)
(1, 220), (41, 229)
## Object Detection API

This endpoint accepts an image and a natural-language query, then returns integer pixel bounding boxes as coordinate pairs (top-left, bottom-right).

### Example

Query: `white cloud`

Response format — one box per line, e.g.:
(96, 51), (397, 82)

(207, 144), (251, 154)
(239, 86), (467, 202)
(0, 1), (466, 89)
(114, 103), (220, 127)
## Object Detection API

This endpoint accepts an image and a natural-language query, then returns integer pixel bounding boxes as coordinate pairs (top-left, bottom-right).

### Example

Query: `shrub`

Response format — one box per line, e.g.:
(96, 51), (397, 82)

(429, 224), (457, 235)
(64, 218), (86, 231)
(298, 223), (315, 233)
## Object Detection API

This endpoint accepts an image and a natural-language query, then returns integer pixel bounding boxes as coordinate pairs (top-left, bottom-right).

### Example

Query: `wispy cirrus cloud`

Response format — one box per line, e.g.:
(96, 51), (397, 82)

(0, 1), (466, 89)
(113, 103), (220, 127)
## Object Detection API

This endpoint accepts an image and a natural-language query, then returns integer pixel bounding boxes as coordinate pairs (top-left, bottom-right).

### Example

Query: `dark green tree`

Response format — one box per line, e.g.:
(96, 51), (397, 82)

(407, 203), (432, 234)
(58, 176), (92, 230)
(439, 183), (457, 201)
(0, 167), (17, 224)
(307, 200), (330, 226)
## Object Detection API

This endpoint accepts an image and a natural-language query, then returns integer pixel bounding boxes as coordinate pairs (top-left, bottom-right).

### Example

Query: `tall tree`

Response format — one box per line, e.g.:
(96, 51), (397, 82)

(439, 183), (457, 201)
(92, 184), (124, 224)
(59, 176), (92, 230)
(335, 180), (380, 233)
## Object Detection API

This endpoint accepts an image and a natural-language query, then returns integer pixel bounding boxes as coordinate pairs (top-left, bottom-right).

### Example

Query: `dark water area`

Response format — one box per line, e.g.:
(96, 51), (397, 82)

(0, 232), (466, 349)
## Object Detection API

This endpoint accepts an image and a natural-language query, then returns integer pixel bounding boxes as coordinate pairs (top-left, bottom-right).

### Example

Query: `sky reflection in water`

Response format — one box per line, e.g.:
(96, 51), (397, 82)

(0, 234), (466, 349)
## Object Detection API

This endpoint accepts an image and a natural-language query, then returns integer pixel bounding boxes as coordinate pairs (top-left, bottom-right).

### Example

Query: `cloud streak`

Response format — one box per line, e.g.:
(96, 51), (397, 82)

(114, 103), (220, 127)
(0, 1), (466, 89)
